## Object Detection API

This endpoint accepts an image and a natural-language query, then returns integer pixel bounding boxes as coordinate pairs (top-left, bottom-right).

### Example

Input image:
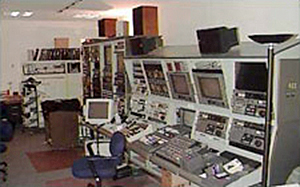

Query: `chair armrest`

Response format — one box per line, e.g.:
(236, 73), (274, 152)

(86, 155), (122, 167)
(85, 139), (111, 156)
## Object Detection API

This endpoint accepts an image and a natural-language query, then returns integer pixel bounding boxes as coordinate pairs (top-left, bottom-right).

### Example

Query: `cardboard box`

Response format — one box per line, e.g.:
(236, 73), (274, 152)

(54, 38), (69, 48)
(161, 168), (190, 187)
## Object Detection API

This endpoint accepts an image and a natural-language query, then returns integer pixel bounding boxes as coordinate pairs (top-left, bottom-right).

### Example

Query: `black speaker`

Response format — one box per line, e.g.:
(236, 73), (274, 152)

(196, 26), (239, 54)
(128, 36), (163, 55)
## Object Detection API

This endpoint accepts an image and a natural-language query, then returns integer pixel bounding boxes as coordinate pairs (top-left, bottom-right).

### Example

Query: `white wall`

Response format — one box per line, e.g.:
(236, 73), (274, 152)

(158, 0), (299, 45)
(1, 20), (98, 92)
(1, 0), (299, 93)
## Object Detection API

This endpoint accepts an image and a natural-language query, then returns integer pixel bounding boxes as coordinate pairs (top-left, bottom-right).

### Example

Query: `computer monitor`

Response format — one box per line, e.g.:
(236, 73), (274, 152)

(84, 98), (115, 125)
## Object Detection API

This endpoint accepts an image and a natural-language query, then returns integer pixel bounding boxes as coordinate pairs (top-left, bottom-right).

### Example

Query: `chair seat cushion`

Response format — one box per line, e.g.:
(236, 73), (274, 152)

(72, 157), (117, 179)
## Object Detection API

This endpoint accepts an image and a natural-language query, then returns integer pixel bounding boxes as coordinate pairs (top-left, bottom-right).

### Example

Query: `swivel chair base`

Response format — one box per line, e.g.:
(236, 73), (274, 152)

(0, 162), (7, 182)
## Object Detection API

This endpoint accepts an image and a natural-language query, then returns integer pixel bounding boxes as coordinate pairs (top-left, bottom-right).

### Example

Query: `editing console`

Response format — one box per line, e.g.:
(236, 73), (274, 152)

(195, 112), (229, 139)
(229, 119), (265, 154)
(135, 124), (192, 154)
(155, 135), (197, 166)
(231, 90), (266, 118)
(121, 120), (153, 143)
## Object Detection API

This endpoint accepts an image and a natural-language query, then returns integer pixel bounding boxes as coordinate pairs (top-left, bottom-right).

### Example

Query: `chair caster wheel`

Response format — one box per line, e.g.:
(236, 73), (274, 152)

(87, 183), (95, 187)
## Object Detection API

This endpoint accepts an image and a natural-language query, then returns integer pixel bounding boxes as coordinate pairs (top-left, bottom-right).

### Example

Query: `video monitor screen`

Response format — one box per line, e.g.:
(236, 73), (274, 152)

(235, 62), (267, 92)
(181, 109), (196, 127)
(170, 74), (190, 95)
(198, 77), (222, 99)
(88, 102), (109, 119)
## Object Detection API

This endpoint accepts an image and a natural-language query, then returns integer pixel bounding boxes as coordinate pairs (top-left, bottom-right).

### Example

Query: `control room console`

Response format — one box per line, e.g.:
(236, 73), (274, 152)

(121, 41), (300, 187)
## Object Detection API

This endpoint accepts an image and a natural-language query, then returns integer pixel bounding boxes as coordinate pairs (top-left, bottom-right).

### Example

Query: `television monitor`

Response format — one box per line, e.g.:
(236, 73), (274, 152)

(168, 72), (195, 102)
(193, 69), (228, 108)
(198, 77), (222, 99)
(178, 108), (196, 127)
(84, 98), (115, 125)
(235, 62), (267, 92)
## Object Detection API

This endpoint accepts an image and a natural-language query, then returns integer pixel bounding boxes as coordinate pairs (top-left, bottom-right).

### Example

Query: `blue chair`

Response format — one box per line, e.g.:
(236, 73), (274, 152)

(72, 131), (126, 187)
(0, 120), (14, 182)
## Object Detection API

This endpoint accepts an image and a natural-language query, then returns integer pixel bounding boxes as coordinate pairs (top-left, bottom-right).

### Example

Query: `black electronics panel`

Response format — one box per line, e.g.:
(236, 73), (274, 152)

(195, 112), (229, 139)
(146, 101), (169, 124)
(193, 69), (228, 108)
(143, 61), (169, 97)
(82, 45), (100, 100)
(232, 62), (267, 118)
(168, 72), (195, 102)
(155, 135), (197, 166)
(102, 45), (113, 99)
(135, 124), (191, 154)
(132, 61), (147, 95)
(229, 119), (265, 154)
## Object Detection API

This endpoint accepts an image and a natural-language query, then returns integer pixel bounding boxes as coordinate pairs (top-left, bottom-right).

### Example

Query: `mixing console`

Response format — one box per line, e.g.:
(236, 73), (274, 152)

(155, 135), (197, 166)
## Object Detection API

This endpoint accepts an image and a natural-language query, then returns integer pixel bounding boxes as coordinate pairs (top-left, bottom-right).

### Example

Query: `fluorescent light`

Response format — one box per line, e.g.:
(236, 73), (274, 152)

(22, 11), (33, 17)
(10, 11), (20, 17)
(99, 8), (131, 18)
(73, 14), (100, 19)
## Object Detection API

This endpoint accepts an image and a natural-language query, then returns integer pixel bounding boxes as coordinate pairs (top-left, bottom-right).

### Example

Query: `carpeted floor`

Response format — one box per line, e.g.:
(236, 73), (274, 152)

(1, 128), (160, 187)
(26, 149), (84, 173)
(45, 174), (159, 187)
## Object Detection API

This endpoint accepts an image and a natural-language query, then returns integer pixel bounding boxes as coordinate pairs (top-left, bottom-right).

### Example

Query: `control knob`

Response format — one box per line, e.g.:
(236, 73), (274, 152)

(254, 139), (263, 147)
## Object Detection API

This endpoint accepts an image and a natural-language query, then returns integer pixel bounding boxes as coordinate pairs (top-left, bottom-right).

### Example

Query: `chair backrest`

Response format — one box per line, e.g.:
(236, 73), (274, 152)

(109, 131), (125, 157)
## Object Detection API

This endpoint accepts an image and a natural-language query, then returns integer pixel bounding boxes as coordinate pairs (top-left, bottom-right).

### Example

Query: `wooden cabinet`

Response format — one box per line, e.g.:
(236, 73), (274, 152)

(133, 6), (158, 36)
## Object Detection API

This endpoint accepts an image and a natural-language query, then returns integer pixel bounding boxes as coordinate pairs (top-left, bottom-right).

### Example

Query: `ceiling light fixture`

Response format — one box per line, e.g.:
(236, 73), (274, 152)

(22, 11), (33, 17)
(73, 13), (100, 19)
(58, 0), (84, 13)
(10, 11), (20, 17)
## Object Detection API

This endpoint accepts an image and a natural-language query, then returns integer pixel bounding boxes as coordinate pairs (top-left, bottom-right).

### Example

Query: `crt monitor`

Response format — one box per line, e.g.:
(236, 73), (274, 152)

(193, 69), (228, 108)
(198, 77), (222, 99)
(84, 98), (115, 125)
(178, 108), (196, 127)
(170, 73), (190, 95)
(235, 62), (268, 92)
(168, 72), (195, 102)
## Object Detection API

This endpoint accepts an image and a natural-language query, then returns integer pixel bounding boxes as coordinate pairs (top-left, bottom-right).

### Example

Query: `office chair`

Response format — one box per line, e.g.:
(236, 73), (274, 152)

(0, 119), (14, 182)
(72, 131), (126, 187)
